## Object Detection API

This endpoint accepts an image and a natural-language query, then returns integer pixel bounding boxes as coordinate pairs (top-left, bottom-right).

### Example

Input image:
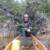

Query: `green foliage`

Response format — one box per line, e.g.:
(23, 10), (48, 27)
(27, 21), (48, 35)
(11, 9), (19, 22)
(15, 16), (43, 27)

(38, 0), (50, 16)
(0, 0), (50, 21)
(0, 0), (27, 21)
(0, 0), (26, 15)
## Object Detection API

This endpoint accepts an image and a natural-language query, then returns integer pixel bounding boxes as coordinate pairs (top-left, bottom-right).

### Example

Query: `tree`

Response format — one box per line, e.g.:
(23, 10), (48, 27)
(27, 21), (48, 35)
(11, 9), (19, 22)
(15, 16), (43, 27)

(25, 0), (49, 34)
(38, 0), (50, 16)
(0, 0), (49, 35)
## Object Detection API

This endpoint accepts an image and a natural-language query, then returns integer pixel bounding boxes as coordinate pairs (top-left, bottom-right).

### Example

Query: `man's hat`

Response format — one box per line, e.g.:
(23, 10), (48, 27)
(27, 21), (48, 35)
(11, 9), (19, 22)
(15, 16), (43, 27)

(24, 14), (29, 17)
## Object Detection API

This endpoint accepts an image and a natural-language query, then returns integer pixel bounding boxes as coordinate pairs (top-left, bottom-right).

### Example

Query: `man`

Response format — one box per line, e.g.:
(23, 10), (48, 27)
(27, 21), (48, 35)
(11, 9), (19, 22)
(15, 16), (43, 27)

(23, 14), (32, 37)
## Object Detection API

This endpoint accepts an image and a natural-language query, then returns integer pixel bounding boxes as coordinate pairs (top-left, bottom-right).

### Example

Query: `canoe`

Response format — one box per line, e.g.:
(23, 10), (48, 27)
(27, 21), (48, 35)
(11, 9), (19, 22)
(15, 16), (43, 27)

(4, 35), (47, 50)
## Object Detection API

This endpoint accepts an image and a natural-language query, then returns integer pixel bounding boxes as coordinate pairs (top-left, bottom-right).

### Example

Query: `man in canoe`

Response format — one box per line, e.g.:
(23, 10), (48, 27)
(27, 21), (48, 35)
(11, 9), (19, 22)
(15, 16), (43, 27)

(22, 14), (32, 37)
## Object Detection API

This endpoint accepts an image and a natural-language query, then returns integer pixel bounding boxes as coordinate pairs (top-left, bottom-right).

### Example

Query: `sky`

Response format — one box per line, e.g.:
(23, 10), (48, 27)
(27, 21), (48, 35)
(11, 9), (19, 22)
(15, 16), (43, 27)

(14, 0), (25, 3)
